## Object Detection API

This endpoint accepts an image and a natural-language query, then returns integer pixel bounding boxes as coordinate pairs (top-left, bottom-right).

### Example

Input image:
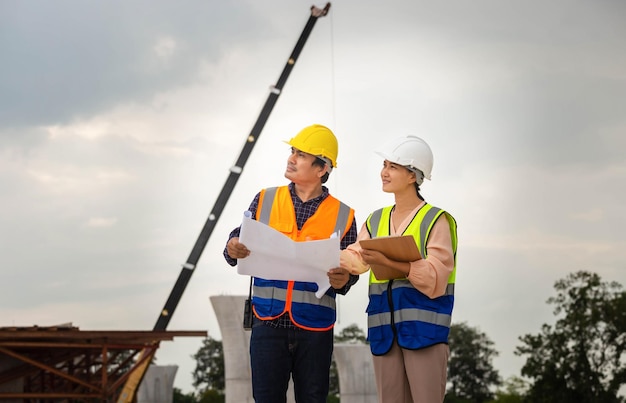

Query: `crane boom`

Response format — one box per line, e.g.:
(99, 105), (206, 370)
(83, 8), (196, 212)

(154, 1), (331, 332)
(116, 4), (331, 402)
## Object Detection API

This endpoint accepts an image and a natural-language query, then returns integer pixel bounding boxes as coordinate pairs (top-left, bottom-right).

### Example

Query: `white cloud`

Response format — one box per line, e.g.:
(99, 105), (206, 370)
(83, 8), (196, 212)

(570, 207), (604, 223)
(46, 122), (111, 141)
(153, 36), (177, 60)
(85, 217), (118, 228)
(27, 165), (135, 195)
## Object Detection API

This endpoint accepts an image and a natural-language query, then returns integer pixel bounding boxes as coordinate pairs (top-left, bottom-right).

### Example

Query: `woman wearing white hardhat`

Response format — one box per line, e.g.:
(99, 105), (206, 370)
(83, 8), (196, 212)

(341, 135), (458, 403)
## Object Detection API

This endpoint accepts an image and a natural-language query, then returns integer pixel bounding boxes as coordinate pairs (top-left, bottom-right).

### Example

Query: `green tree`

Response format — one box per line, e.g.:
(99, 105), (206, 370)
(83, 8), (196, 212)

(334, 323), (367, 344)
(445, 322), (501, 403)
(197, 389), (225, 403)
(192, 336), (225, 397)
(490, 376), (528, 403)
(515, 270), (626, 403)
(173, 387), (197, 403)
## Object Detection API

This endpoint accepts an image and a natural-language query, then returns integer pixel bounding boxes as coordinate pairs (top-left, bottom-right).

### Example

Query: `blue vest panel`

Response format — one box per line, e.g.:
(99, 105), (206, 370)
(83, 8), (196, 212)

(366, 203), (458, 355)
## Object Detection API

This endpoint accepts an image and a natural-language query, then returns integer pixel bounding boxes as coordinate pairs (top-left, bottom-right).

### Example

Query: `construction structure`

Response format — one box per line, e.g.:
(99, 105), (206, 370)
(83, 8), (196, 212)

(0, 324), (205, 402)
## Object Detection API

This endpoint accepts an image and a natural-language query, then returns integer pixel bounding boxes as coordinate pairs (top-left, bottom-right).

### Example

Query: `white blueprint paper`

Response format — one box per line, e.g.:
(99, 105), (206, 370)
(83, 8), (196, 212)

(237, 212), (340, 298)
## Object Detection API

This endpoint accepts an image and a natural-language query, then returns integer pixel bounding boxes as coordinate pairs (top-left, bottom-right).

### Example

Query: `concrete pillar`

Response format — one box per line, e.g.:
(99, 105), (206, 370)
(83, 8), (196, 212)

(333, 344), (377, 403)
(210, 295), (253, 403)
(136, 365), (178, 403)
(210, 295), (295, 403)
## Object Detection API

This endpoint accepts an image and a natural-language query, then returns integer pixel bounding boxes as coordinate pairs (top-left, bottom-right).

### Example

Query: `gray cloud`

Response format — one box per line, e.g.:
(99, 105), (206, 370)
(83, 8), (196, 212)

(0, 1), (271, 131)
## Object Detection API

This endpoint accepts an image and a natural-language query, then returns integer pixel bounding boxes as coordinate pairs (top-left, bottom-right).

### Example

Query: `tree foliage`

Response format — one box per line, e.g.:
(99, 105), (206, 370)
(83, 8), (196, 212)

(173, 387), (197, 403)
(515, 270), (626, 403)
(334, 323), (367, 344)
(197, 389), (226, 403)
(490, 376), (528, 403)
(192, 335), (225, 395)
(445, 322), (501, 403)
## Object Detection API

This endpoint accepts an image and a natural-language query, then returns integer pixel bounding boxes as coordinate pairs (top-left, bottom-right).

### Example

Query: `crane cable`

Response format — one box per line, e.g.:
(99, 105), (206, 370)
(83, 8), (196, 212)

(326, 9), (346, 326)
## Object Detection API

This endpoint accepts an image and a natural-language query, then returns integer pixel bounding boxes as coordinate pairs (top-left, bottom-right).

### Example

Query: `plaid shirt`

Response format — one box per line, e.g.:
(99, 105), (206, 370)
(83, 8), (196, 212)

(224, 182), (358, 328)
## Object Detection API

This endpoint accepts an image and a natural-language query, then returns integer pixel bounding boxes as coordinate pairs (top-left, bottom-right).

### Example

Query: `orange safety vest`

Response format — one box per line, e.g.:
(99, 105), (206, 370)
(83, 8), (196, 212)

(252, 186), (355, 330)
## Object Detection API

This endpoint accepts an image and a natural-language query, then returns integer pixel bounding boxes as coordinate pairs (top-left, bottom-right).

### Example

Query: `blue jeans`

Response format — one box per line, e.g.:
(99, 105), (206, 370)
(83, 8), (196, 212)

(250, 318), (334, 403)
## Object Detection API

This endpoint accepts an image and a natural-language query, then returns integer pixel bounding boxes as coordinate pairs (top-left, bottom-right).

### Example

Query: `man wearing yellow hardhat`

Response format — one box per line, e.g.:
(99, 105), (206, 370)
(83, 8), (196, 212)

(224, 124), (358, 403)
(340, 135), (458, 403)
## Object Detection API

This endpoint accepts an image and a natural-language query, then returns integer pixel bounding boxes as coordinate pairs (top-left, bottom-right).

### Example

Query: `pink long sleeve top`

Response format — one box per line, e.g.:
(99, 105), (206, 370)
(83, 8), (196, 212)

(340, 201), (455, 299)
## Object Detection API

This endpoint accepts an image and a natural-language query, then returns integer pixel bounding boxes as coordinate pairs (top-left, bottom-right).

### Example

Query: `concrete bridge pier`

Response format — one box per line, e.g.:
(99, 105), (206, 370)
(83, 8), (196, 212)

(137, 365), (178, 403)
(333, 344), (377, 403)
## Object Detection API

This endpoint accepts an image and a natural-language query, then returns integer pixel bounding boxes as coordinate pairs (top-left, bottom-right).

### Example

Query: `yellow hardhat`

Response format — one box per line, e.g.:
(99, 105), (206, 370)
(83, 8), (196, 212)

(285, 124), (338, 168)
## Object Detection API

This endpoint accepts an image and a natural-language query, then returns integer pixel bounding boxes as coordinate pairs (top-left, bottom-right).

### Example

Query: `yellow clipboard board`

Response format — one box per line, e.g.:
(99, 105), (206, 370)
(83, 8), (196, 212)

(359, 235), (421, 280)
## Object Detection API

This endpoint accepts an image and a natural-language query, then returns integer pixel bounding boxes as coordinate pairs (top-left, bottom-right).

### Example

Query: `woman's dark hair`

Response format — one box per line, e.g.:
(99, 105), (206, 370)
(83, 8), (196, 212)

(414, 182), (425, 201)
(313, 157), (330, 184)
(405, 167), (425, 201)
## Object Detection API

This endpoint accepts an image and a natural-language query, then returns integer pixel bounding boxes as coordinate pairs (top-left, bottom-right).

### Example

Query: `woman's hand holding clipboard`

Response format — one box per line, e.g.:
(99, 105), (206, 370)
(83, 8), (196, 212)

(359, 235), (422, 280)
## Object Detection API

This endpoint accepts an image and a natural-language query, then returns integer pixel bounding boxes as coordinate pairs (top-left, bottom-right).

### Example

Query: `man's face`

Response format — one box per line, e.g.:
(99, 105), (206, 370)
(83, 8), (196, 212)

(284, 147), (326, 184)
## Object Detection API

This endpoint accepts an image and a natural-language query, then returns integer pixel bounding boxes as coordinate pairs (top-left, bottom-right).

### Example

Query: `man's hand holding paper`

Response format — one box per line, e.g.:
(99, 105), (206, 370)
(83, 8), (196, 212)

(237, 212), (340, 298)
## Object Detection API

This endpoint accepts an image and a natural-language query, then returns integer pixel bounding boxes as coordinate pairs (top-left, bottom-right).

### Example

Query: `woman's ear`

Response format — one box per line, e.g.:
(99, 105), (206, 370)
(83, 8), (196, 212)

(407, 169), (417, 184)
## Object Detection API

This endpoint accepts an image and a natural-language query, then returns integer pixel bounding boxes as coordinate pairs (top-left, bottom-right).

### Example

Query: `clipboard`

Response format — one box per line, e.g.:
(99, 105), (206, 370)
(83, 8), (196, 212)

(359, 235), (421, 280)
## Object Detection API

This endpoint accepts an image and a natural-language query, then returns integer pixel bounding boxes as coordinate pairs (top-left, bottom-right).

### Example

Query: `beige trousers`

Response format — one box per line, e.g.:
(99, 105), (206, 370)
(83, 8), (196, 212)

(372, 342), (449, 403)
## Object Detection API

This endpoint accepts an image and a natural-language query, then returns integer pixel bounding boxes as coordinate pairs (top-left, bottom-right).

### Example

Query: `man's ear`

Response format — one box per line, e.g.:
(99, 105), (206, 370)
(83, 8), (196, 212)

(318, 164), (329, 178)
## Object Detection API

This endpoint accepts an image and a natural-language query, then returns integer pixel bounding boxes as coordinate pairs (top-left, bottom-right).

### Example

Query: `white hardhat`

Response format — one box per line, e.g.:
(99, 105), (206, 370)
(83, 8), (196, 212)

(375, 135), (434, 184)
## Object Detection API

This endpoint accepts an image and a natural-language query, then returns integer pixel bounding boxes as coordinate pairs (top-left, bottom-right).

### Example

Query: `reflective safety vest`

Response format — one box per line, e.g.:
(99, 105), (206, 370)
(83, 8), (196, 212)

(252, 186), (355, 331)
(366, 203), (458, 355)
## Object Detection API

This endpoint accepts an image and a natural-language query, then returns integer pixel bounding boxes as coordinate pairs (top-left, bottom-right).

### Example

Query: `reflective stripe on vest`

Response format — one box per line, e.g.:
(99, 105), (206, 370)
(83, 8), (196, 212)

(368, 308), (452, 328)
(253, 286), (336, 309)
(258, 186), (277, 225)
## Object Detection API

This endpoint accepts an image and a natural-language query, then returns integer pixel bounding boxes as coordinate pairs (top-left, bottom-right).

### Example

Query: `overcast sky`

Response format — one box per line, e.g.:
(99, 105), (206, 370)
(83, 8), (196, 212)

(2, 0), (626, 394)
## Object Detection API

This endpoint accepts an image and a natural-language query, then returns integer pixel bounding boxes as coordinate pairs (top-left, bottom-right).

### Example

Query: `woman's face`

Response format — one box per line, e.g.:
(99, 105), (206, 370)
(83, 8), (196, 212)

(380, 160), (415, 193)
